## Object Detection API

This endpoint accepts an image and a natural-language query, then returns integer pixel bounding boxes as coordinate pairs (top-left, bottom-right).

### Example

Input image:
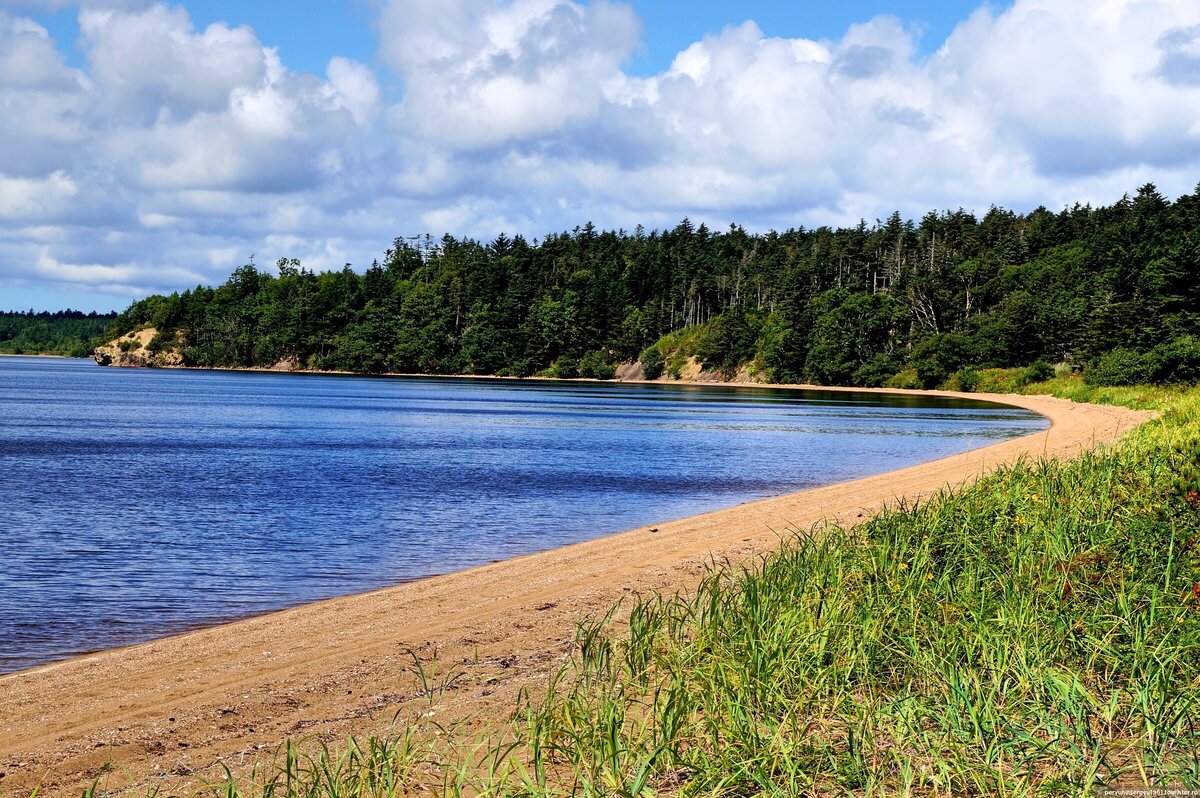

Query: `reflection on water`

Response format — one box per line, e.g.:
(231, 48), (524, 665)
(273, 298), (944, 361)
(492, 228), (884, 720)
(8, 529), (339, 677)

(0, 357), (1046, 673)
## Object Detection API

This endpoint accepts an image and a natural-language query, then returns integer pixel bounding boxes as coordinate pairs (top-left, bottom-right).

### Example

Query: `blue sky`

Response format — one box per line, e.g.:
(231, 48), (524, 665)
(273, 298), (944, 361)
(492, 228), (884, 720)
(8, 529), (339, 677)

(2, 0), (1198, 312)
(33, 1), (990, 76)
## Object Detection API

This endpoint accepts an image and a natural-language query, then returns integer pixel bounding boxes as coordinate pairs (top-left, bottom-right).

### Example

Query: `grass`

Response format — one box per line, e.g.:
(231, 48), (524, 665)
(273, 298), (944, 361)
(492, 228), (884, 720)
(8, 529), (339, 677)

(56, 379), (1200, 796)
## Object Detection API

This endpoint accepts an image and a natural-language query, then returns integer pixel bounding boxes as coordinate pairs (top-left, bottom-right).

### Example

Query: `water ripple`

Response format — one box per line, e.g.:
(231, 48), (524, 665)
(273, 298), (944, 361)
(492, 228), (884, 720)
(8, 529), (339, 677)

(0, 357), (1046, 672)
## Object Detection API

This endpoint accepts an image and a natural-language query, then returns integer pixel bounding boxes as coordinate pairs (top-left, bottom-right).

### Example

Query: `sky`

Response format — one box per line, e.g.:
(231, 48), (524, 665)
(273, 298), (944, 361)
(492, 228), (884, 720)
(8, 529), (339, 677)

(1, 0), (1199, 312)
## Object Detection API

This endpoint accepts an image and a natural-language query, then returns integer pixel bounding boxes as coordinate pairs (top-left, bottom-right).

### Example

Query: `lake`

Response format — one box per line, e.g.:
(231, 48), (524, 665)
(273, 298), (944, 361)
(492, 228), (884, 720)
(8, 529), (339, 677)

(0, 356), (1047, 673)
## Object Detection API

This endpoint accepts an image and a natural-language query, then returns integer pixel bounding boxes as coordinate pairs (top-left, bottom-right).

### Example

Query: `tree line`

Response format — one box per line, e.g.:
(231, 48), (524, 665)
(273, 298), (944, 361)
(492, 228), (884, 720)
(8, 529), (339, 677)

(0, 310), (117, 357)
(106, 182), (1200, 388)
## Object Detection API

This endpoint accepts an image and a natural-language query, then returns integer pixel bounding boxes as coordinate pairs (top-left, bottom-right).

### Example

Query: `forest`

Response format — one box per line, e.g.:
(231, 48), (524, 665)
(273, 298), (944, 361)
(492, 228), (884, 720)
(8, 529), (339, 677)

(106, 182), (1200, 389)
(0, 310), (117, 357)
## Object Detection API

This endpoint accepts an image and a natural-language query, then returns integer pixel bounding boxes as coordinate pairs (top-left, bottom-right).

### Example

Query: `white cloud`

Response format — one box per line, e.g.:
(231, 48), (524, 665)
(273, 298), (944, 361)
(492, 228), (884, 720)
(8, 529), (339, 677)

(373, 0), (1200, 233)
(326, 56), (380, 125)
(79, 5), (268, 119)
(0, 12), (90, 177)
(0, 2), (382, 303)
(0, 14), (78, 89)
(0, 171), (78, 219)
(3, 0), (1200, 309)
(381, 0), (640, 147)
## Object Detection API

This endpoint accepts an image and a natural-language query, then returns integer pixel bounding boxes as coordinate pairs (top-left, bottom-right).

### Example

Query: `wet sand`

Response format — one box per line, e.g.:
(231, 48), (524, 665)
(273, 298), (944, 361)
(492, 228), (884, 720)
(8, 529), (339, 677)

(0, 388), (1152, 795)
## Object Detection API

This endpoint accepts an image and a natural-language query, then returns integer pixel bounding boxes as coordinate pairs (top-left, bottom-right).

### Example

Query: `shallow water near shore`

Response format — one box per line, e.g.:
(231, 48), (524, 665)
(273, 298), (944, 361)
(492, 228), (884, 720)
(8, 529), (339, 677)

(0, 356), (1046, 673)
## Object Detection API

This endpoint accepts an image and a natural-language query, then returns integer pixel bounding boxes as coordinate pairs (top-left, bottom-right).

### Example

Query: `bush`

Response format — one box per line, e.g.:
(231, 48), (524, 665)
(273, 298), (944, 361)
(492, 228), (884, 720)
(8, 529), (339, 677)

(970, 367), (1025, 393)
(546, 355), (579, 379)
(118, 338), (141, 352)
(497, 359), (536, 378)
(1020, 359), (1055, 386)
(1085, 338), (1200, 387)
(639, 346), (664, 380)
(1084, 348), (1157, 386)
(577, 350), (615, 380)
(853, 353), (902, 387)
(666, 352), (688, 380)
(146, 330), (174, 354)
(942, 366), (981, 392)
(1154, 336), (1200, 384)
(884, 367), (922, 390)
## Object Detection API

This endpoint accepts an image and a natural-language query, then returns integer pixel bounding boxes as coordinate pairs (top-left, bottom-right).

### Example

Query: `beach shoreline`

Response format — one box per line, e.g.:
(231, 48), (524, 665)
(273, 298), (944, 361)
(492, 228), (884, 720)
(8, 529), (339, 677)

(0, 387), (1153, 795)
(81, 353), (1036, 409)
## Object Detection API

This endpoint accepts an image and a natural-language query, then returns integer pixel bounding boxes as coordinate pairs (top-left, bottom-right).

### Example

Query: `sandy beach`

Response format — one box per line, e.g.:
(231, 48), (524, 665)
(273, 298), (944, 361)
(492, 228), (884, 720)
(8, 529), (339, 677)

(0, 388), (1152, 795)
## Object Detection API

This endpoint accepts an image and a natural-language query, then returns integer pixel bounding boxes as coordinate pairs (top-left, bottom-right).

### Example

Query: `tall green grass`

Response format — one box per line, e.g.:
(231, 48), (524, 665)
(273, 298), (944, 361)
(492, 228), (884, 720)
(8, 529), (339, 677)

(70, 380), (1200, 796)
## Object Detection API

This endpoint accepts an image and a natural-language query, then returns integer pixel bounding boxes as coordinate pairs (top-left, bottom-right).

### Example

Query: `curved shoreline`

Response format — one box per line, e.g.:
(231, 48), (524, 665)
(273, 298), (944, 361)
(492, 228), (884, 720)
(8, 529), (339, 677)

(0, 388), (1152, 794)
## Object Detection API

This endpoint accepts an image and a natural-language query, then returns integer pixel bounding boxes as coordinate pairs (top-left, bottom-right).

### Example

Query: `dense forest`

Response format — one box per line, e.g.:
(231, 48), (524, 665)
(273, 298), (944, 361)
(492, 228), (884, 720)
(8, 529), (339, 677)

(0, 311), (117, 357)
(107, 182), (1200, 388)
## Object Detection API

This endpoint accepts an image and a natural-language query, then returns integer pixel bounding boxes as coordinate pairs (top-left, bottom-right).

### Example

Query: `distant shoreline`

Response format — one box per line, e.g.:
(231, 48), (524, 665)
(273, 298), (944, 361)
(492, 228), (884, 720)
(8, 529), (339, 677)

(0, 352), (77, 359)
(85, 357), (1028, 408)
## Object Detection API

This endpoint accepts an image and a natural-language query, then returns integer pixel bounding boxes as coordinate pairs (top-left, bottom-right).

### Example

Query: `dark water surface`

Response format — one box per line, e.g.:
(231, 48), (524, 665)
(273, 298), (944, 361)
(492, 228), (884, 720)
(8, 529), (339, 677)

(0, 357), (1046, 673)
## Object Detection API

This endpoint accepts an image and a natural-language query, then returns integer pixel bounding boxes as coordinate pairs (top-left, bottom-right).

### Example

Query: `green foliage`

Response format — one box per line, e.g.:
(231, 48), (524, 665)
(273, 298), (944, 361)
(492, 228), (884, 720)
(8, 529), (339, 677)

(638, 345), (664, 380)
(1154, 336), (1200, 384)
(1085, 338), (1200, 387)
(884, 367), (923, 389)
(546, 355), (578, 379)
(0, 310), (116, 356)
(971, 366), (1028, 393)
(908, 332), (973, 388)
(1022, 358), (1056, 384)
(576, 350), (615, 380)
(755, 310), (805, 382)
(99, 182), (1200, 386)
(941, 365), (981, 392)
(650, 323), (711, 380)
(804, 289), (904, 386)
(1085, 348), (1158, 386)
(693, 309), (762, 377)
(145, 329), (175, 354)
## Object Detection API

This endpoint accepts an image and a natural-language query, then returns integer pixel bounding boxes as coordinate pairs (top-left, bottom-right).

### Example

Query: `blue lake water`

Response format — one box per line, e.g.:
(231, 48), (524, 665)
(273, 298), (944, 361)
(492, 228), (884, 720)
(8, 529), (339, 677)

(0, 356), (1047, 673)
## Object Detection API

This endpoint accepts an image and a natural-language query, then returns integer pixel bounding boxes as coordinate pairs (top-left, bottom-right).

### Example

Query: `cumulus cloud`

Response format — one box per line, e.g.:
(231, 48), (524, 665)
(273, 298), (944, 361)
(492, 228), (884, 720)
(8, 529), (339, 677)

(78, 5), (269, 120)
(0, 1), (381, 305)
(381, 0), (640, 147)
(3, 0), (1200, 309)
(368, 0), (1200, 236)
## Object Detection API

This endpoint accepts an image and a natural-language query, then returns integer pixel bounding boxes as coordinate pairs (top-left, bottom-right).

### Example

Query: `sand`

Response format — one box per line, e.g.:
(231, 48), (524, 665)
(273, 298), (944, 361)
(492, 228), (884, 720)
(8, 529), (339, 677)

(0, 388), (1153, 795)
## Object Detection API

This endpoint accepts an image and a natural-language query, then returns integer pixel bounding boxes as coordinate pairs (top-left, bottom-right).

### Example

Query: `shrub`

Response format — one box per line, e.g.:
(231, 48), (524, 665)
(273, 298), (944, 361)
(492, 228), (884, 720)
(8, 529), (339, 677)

(1020, 359), (1055, 385)
(1154, 336), (1200, 384)
(853, 353), (902, 387)
(547, 355), (579, 379)
(884, 367), (922, 390)
(639, 346), (664, 380)
(497, 359), (536, 378)
(972, 367), (1025, 393)
(666, 351), (688, 380)
(577, 350), (615, 380)
(942, 366), (981, 392)
(146, 330), (174, 354)
(1084, 348), (1156, 386)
